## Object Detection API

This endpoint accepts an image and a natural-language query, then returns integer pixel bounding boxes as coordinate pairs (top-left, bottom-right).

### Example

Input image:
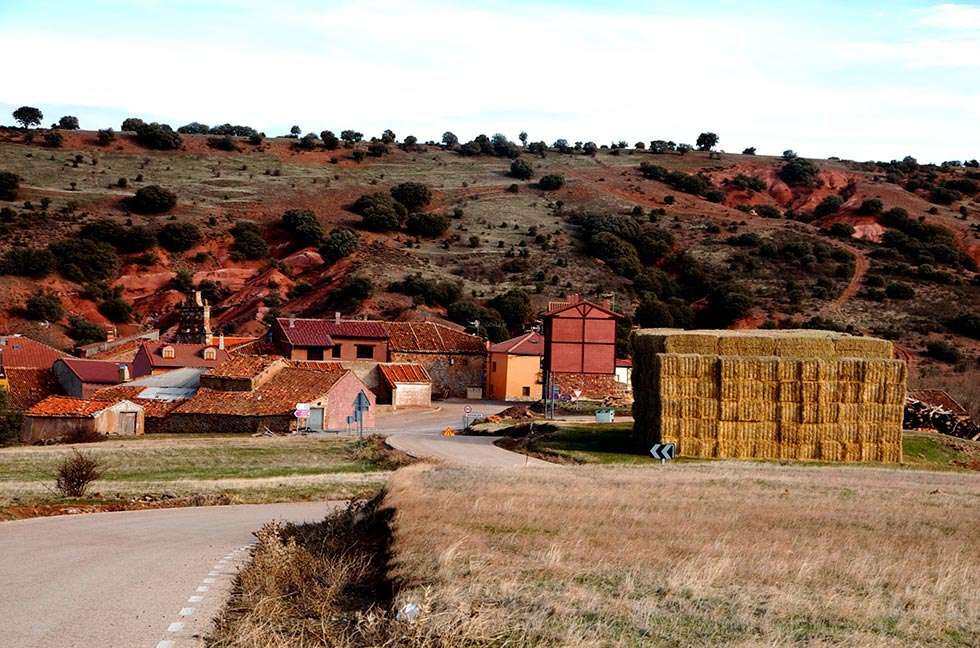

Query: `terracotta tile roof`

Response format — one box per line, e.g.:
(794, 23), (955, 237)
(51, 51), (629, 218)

(541, 298), (622, 319)
(288, 360), (346, 372)
(87, 339), (142, 361)
(58, 358), (132, 384)
(207, 355), (284, 379)
(490, 331), (544, 356)
(908, 389), (968, 417)
(139, 342), (229, 369)
(91, 385), (184, 418)
(616, 358), (632, 367)
(4, 368), (61, 410)
(175, 367), (349, 417)
(0, 335), (67, 369)
(321, 321), (389, 339)
(222, 336), (261, 351)
(25, 396), (113, 417)
(274, 318), (336, 348)
(379, 363), (431, 386)
(384, 321), (485, 354)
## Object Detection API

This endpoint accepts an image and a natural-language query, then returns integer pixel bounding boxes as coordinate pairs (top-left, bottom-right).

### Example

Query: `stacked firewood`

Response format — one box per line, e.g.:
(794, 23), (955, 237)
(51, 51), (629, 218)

(904, 397), (980, 441)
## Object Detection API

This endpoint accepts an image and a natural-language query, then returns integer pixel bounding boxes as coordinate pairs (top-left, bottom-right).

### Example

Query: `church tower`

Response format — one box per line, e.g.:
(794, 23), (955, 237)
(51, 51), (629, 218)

(176, 291), (212, 344)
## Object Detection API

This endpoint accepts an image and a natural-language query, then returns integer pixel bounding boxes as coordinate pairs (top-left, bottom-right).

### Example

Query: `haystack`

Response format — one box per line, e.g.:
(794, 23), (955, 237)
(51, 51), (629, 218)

(632, 329), (905, 464)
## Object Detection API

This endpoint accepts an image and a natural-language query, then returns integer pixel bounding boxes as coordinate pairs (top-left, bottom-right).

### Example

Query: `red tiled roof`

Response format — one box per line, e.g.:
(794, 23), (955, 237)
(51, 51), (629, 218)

(91, 385), (184, 418)
(908, 390), (968, 417)
(88, 339), (142, 361)
(322, 321), (389, 339)
(25, 396), (113, 417)
(384, 321), (485, 354)
(222, 336), (261, 350)
(289, 360), (347, 372)
(59, 358), (132, 384)
(175, 367), (349, 417)
(541, 299), (622, 319)
(4, 368), (61, 410)
(207, 355), (285, 379)
(378, 363), (431, 386)
(139, 342), (229, 368)
(616, 358), (632, 367)
(274, 318), (336, 348)
(0, 335), (67, 369)
(490, 331), (544, 356)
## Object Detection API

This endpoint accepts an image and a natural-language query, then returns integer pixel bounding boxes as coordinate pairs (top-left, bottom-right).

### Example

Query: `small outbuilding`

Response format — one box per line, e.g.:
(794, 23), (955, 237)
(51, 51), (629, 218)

(21, 396), (144, 444)
(378, 363), (432, 409)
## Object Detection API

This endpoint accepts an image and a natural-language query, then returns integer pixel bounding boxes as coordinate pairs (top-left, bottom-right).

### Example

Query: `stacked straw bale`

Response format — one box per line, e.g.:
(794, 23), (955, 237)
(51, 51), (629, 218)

(632, 329), (906, 463)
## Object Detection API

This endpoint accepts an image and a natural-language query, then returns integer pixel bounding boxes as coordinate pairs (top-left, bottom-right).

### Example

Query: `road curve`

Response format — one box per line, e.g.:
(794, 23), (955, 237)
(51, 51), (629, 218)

(0, 501), (336, 648)
(377, 399), (555, 468)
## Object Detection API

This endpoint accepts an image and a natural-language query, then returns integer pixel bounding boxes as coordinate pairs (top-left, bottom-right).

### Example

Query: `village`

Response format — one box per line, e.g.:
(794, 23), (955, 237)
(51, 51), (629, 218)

(4, 291), (637, 443)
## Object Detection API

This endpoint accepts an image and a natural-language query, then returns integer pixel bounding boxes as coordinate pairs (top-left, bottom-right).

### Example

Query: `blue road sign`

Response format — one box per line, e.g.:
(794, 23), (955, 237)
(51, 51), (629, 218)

(354, 390), (370, 412)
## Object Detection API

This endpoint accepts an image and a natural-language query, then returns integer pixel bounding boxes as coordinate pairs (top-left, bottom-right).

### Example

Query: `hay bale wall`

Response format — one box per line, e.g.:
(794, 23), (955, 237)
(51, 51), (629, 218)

(632, 329), (905, 463)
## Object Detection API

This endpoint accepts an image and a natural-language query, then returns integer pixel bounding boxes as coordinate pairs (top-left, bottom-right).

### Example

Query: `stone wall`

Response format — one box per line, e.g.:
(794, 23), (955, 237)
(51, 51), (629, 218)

(552, 372), (630, 401)
(155, 413), (294, 434)
(390, 352), (485, 399)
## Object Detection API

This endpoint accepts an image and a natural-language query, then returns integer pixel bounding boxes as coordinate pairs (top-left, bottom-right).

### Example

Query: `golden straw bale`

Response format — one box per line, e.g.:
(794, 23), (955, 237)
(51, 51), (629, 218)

(734, 441), (756, 458)
(885, 361), (907, 385)
(844, 442), (862, 462)
(801, 381), (821, 402)
(718, 335), (777, 357)
(833, 336), (893, 359)
(836, 358), (866, 382)
(755, 440), (780, 459)
(796, 444), (817, 460)
(699, 439), (718, 457)
(819, 440), (843, 462)
(720, 400), (738, 421)
(799, 424), (822, 444)
(860, 443), (880, 462)
(679, 398), (700, 419)
(883, 404), (904, 424)
(694, 419), (718, 439)
(779, 381), (802, 402)
(720, 381), (775, 401)
(778, 402), (801, 423)
(779, 422), (802, 444)
(836, 403), (860, 423)
(857, 421), (881, 443)
(635, 329), (720, 355)
(777, 358), (799, 381)
(697, 378), (720, 399)
(676, 437), (700, 457)
(837, 381), (862, 403)
(779, 443), (798, 460)
(837, 424), (859, 444)
(720, 357), (756, 381)
(660, 417), (681, 438)
(697, 399), (720, 420)
(775, 336), (836, 358)
(880, 442), (902, 463)
(717, 420), (739, 441)
(883, 384), (905, 405)
(799, 359), (831, 381)
(880, 425), (902, 445)
(859, 403), (885, 423)
(661, 377), (700, 398)
(661, 398), (681, 419)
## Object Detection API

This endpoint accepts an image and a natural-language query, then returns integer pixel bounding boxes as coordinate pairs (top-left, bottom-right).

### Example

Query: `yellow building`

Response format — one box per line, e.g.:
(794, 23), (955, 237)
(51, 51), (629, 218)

(486, 331), (544, 401)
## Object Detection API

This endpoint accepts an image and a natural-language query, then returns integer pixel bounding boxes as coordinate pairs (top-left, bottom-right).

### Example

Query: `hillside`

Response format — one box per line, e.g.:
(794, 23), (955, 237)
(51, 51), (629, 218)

(0, 126), (978, 408)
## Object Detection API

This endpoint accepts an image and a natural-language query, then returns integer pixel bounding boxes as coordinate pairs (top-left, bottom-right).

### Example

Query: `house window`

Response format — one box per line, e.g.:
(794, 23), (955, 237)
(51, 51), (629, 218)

(492, 361), (497, 372)
(161, 345), (175, 359)
(331, 345), (342, 358)
(203, 347), (217, 360)
(355, 344), (374, 359)
(307, 347), (324, 361)
(522, 386), (531, 397)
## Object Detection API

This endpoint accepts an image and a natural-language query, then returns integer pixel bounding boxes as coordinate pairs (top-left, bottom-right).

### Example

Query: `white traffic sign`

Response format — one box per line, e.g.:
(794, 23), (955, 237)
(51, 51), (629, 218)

(464, 405), (472, 414)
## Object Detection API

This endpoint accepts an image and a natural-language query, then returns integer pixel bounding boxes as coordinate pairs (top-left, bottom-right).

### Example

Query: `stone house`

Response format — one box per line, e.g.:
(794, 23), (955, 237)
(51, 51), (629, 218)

(21, 396), (144, 443)
(53, 358), (133, 398)
(377, 363), (432, 409)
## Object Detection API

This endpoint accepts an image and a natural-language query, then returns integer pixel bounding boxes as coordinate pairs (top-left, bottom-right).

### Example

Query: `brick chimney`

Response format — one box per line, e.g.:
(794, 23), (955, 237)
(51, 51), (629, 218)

(288, 315), (296, 328)
(218, 333), (225, 350)
(335, 311), (341, 324)
(117, 364), (130, 383)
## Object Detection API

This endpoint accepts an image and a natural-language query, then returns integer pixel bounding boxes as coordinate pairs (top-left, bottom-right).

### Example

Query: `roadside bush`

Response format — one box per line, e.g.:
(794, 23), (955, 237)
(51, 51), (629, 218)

(128, 185), (177, 214)
(49, 239), (119, 282)
(0, 171), (19, 201)
(55, 450), (103, 497)
(319, 228), (359, 263)
(730, 174), (766, 192)
(925, 340), (960, 364)
(367, 141), (388, 157)
(406, 212), (450, 237)
(509, 158), (533, 180)
(133, 122), (182, 150)
(351, 192), (405, 232)
(538, 174), (565, 191)
(67, 315), (107, 345)
(704, 189), (725, 203)
(25, 290), (63, 321)
(177, 122), (210, 134)
(157, 222), (201, 252)
(2, 247), (55, 277)
(884, 282), (914, 299)
(281, 209), (323, 244)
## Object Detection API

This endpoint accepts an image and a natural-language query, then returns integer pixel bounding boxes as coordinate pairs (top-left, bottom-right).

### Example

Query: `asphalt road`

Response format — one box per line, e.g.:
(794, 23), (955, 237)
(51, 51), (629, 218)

(0, 501), (335, 648)
(378, 399), (555, 468)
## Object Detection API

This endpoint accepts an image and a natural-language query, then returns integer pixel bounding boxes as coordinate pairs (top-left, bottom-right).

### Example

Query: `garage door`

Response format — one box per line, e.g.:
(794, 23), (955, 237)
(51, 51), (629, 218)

(307, 407), (324, 431)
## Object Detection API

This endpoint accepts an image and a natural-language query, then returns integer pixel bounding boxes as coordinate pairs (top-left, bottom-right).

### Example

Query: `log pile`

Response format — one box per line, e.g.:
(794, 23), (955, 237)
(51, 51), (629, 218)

(904, 397), (980, 441)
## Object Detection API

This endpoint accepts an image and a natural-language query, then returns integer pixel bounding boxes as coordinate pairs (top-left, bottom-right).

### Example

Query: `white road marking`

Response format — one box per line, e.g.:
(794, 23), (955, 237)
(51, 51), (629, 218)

(167, 622), (183, 632)
(208, 571), (219, 576)
(179, 607), (195, 616)
(196, 585), (209, 592)
(188, 595), (203, 603)
(156, 641), (174, 648)
(203, 577), (215, 584)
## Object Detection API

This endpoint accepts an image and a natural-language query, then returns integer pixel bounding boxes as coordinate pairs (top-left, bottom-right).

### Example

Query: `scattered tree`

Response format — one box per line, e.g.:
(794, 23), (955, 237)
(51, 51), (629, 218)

(538, 174), (565, 191)
(406, 212), (450, 237)
(157, 222), (201, 252)
(12, 106), (43, 128)
(281, 209), (323, 244)
(0, 171), (19, 201)
(390, 182), (432, 212)
(25, 290), (63, 321)
(696, 132), (719, 151)
(120, 117), (145, 132)
(509, 158), (533, 180)
(742, 147), (757, 155)
(57, 115), (79, 130)
(133, 122), (181, 150)
(319, 228), (359, 263)
(49, 239), (119, 283)
(55, 450), (104, 497)
(97, 128), (115, 145)
(128, 185), (177, 213)
(1, 247), (55, 277)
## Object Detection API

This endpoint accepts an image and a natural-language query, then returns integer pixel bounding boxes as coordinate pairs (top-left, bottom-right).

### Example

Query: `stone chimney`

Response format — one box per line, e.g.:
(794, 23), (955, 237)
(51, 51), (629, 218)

(118, 364), (130, 383)
(289, 315), (296, 328)
(218, 333), (225, 350)
(335, 311), (341, 324)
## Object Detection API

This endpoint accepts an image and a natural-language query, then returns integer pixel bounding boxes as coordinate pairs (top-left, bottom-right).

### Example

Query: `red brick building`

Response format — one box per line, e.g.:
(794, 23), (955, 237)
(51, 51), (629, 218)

(541, 295), (626, 400)
(0, 335), (68, 410)
(132, 342), (230, 377)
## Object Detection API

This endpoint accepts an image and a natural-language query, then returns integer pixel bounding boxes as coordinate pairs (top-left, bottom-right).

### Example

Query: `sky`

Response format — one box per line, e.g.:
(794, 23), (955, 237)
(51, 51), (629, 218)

(0, 0), (978, 163)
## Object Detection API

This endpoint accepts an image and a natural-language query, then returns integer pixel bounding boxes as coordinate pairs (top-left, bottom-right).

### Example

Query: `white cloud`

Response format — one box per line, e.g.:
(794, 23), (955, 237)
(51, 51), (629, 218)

(918, 3), (980, 30)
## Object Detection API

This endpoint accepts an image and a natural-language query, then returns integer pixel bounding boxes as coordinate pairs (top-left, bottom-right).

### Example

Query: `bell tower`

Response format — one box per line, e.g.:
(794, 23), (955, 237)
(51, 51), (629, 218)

(176, 291), (212, 344)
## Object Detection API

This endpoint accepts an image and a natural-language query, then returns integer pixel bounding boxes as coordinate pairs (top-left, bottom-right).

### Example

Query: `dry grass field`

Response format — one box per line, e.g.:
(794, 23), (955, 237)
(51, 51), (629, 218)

(376, 463), (980, 647)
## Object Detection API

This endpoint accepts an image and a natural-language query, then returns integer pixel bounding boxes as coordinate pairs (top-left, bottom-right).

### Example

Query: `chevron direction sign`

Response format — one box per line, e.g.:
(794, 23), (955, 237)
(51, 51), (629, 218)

(650, 443), (675, 462)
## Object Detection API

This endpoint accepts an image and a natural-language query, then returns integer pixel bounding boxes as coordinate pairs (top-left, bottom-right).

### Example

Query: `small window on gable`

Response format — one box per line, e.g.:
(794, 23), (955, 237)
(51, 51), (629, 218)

(161, 345), (176, 359)
(203, 347), (217, 360)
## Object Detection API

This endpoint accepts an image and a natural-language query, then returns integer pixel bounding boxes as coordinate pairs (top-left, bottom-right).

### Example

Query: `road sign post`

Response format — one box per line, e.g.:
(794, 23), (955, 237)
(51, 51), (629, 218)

(352, 390), (370, 441)
(650, 443), (675, 464)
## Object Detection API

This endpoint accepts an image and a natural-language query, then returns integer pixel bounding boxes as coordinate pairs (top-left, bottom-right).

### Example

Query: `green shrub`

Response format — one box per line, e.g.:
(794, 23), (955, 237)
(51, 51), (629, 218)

(79, 219), (155, 253)
(57, 115), (79, 130)
(49, 239), (119, 282)
(319, 228), (359, 262)
(390, 182), (432, 212)
(67, 315), (107, 345)
(925, 340), (960, 364)
(207, 135), (237, 151)
(128, 185), (177, 214)
(827, 222), (855, 237)
(884, 282), (914, 299)
(333, 275), (373, 309)
(755, 205), (781, 219)
(814, 195), (843, 217)
(97, 128), (115, 145)
(133, 122), (181, 150)
(539, 174), (565, 191)
(281, 209), (323, 244)
(1, 247), (55, 277)
(157, 222), (201, 252)
(0, 171), (19, 201)
(230, 221), (268, 260)
(98, 296), (133, 323)
(948, 313), (980, 340)
(25, 290), (63, 321)
(635, 294), (674, 327)
(390, 275), (461, 306)
(778, 157), (821, 187)
(857, 198), (883, 215)
(120, 117), (145, 132)
(406, 212), (450, 237)
(43, 132), (64, 148)
(929, 186), (960, 205)
(704, 189), (725, 203)
(509, 158), (533, 180)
